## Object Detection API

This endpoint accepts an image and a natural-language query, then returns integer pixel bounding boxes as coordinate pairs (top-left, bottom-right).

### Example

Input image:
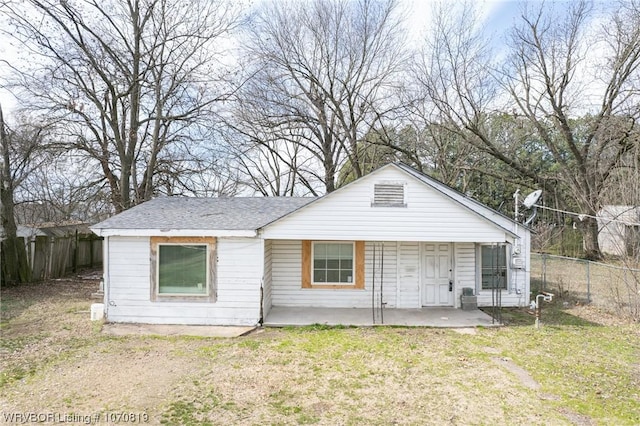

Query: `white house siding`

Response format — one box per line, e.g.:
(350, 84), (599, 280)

(599, 221), (627, 257)
(395, 242), (478, 309)
(263, 239), (273, 318)
(454, 242), (476, 308)
(365, 241), (398, 308)
(262, 167), (510, 243)
(105, 236), (149, 308)
(476, 276), (528, 307)
(598, 206), (640, 257)
(268, 239), (533, 310)
(270, 240), (398, 308)
(397, 242), (420, 308)
(104, 236), (263, 325)
(475, 232), (530, 308)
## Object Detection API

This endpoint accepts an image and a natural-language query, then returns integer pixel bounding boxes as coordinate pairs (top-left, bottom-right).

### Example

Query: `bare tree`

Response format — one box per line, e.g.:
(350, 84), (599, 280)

(599, 124), (640, 261)
(0, 105), (48, 283)
(504, 0), (640, 258)
(153, 153), (241, 198)
(224, 121), (323, 196)
(415, 0), (640, 259)
(414, 2), (541, 180)
(15, 152), (111, 223)
(226, 133), (313, 196)
(2, 0), (242, 212)
(231, 0), (408, 194)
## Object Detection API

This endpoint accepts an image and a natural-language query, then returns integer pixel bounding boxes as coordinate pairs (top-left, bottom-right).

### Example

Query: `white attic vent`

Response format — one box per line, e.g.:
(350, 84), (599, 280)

(372, 183), (406, 207)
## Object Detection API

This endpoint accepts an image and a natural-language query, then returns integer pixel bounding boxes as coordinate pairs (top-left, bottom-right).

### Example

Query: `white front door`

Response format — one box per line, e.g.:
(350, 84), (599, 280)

(422, 243), (453, 306)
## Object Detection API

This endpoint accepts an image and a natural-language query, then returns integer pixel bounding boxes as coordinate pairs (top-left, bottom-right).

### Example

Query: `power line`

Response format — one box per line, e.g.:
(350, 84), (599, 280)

(533, 204), (640, 227)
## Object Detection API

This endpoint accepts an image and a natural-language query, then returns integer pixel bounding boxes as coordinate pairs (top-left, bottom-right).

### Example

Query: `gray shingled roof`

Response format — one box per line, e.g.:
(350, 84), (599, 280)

(92, 197), (317, 230)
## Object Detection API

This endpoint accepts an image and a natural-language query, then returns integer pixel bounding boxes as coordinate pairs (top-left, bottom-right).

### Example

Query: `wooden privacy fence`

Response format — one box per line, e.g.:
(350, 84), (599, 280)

(19, 233), (103, 281)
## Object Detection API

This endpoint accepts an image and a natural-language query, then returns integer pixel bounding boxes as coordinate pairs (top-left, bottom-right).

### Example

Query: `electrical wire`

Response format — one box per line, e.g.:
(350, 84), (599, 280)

(533, 204), (640, 227)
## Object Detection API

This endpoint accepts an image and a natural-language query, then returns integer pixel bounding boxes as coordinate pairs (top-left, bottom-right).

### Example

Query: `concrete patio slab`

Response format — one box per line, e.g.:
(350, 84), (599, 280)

(102, 323), (256, 338)
(264, 307), (499, 328)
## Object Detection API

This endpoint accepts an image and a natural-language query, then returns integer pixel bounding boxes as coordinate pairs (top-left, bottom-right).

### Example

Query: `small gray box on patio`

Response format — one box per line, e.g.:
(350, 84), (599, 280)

(461, 296), (477, 310)
(461, 288), (477, 310)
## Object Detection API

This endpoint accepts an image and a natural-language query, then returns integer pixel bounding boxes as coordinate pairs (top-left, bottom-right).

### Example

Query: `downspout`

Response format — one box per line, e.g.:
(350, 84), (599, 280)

(258, 230), (265, 326)
(259, 280), (264, 325)
(103, 235), (110, 318)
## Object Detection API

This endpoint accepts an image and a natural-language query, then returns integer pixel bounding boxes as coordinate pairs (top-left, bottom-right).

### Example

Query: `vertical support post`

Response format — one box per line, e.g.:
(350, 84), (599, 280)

(380, 242), (384, 325)
(73, 229), (79, 273)
(623, 268), (628, 314)
(586, 260), (591, 303)
(46, 237), (54, 280)
(372, 242), (376, 324)
(29, 237), (35, 271)
(90, 237), (94, 268)
(542, 254), (547, 291)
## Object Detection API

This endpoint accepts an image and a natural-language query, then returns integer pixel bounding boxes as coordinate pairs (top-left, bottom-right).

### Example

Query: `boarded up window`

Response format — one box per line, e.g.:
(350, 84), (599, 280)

(373, 183), (405, 207)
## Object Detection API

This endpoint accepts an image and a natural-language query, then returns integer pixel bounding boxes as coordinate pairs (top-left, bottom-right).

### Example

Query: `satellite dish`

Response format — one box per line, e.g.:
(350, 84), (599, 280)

(522, 189), (542, 209)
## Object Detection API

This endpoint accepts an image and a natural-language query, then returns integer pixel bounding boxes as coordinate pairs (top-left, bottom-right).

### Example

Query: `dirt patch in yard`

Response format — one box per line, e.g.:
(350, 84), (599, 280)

(1, 338), (194, 413)
(1, 277), (219, 419)
(562, 303), (637, 326)
(491, 357), (541, 390)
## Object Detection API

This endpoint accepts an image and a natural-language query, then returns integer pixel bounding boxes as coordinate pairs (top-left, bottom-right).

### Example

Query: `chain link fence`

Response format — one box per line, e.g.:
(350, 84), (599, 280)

(530, 253), (640, 321)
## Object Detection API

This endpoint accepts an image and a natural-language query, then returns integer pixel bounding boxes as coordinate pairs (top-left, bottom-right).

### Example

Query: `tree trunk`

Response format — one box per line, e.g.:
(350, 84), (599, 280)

(0, 237), (32, 284)
(0, 180), (31, 284)
(581, 216), (601, 260)
(324, 156), (336, 193)
(0, 105), (31, 284)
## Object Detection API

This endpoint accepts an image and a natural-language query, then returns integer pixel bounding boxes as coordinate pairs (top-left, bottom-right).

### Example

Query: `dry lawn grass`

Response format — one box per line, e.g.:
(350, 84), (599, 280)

(1, 276), (639, 425)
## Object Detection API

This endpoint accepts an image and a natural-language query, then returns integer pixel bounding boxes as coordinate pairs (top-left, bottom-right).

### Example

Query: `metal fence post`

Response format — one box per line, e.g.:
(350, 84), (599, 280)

(586, 260), (591, 303)
(542, 254), (547, 291)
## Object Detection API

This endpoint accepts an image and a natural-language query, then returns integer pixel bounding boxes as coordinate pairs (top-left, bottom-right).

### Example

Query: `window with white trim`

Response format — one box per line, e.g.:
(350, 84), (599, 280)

(151, 237), (216, 301)
(301, 240), (364, 289)
(480, 244), (508, 290)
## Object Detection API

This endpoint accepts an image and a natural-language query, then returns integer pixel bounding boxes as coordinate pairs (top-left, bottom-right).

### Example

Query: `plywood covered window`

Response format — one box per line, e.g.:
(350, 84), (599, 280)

(302, 241), (364, 289)
(151, 237), (216, 302)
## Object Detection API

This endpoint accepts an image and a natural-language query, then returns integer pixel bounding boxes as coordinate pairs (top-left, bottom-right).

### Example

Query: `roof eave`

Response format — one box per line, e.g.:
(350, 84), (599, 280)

(91, 228), (258, 238)
(394, 162), (524, 237)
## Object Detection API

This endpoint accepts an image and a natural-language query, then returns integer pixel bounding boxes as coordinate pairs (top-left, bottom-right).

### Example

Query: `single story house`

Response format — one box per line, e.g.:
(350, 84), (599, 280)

(91, 163), (531, 326)
(597, 205), (640, 258)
